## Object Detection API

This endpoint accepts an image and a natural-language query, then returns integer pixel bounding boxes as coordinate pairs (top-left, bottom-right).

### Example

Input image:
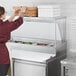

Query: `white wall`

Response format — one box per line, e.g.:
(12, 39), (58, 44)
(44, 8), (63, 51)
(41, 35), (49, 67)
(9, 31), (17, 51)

(0, 0), (65, 11)
(65, 1), (76, 51)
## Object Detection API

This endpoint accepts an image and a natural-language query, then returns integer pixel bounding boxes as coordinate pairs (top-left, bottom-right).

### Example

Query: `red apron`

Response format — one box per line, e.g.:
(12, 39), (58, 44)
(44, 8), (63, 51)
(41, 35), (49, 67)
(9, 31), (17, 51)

(0, 17), (23, 64)
(0, 43), (10, 64)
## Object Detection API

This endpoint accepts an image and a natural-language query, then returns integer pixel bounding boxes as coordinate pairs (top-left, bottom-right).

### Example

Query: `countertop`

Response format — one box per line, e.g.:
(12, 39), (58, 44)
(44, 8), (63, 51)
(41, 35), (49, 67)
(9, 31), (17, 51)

(61, 51), (76, 65)
(11, 49), (55, 63)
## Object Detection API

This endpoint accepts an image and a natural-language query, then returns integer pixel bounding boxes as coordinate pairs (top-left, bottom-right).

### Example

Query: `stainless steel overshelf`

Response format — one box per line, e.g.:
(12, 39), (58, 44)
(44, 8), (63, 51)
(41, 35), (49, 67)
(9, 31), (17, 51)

(23, 16), (66, 23)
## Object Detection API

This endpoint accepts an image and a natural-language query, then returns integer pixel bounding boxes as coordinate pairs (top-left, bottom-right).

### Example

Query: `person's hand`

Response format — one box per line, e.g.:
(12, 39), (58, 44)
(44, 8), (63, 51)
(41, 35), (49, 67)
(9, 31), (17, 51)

(14, 9), (21, 16)
(8, 9), (22, 22)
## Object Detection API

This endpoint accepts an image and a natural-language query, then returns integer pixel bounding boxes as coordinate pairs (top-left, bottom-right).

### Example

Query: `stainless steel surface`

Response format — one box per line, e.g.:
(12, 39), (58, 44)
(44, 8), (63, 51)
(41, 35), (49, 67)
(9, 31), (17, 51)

(7, 16), (66, 76)
(13, 59), (46, 76)
(11, 16), (66, 42)
(61, 56), (76, 76)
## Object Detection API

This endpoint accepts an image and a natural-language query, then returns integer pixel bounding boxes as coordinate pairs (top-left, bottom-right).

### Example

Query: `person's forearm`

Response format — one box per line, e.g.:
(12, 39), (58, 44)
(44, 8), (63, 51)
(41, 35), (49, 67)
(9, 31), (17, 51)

(8, 14), (15, 22)
(8, 9), (22, 22)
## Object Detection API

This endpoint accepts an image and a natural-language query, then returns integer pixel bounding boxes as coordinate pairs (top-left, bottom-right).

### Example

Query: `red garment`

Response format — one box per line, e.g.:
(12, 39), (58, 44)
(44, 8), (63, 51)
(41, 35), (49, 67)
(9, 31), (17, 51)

(0, 17), (23, 64)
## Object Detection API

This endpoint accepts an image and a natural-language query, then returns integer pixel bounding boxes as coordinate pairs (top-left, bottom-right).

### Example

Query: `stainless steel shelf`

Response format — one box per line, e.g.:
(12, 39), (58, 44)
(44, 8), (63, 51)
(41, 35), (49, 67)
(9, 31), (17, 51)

(23, 16), (66, 23)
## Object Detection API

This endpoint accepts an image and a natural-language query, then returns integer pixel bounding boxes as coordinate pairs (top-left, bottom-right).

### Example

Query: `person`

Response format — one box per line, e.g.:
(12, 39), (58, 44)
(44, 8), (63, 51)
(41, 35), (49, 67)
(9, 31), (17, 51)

(0, 6), (23, 76)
